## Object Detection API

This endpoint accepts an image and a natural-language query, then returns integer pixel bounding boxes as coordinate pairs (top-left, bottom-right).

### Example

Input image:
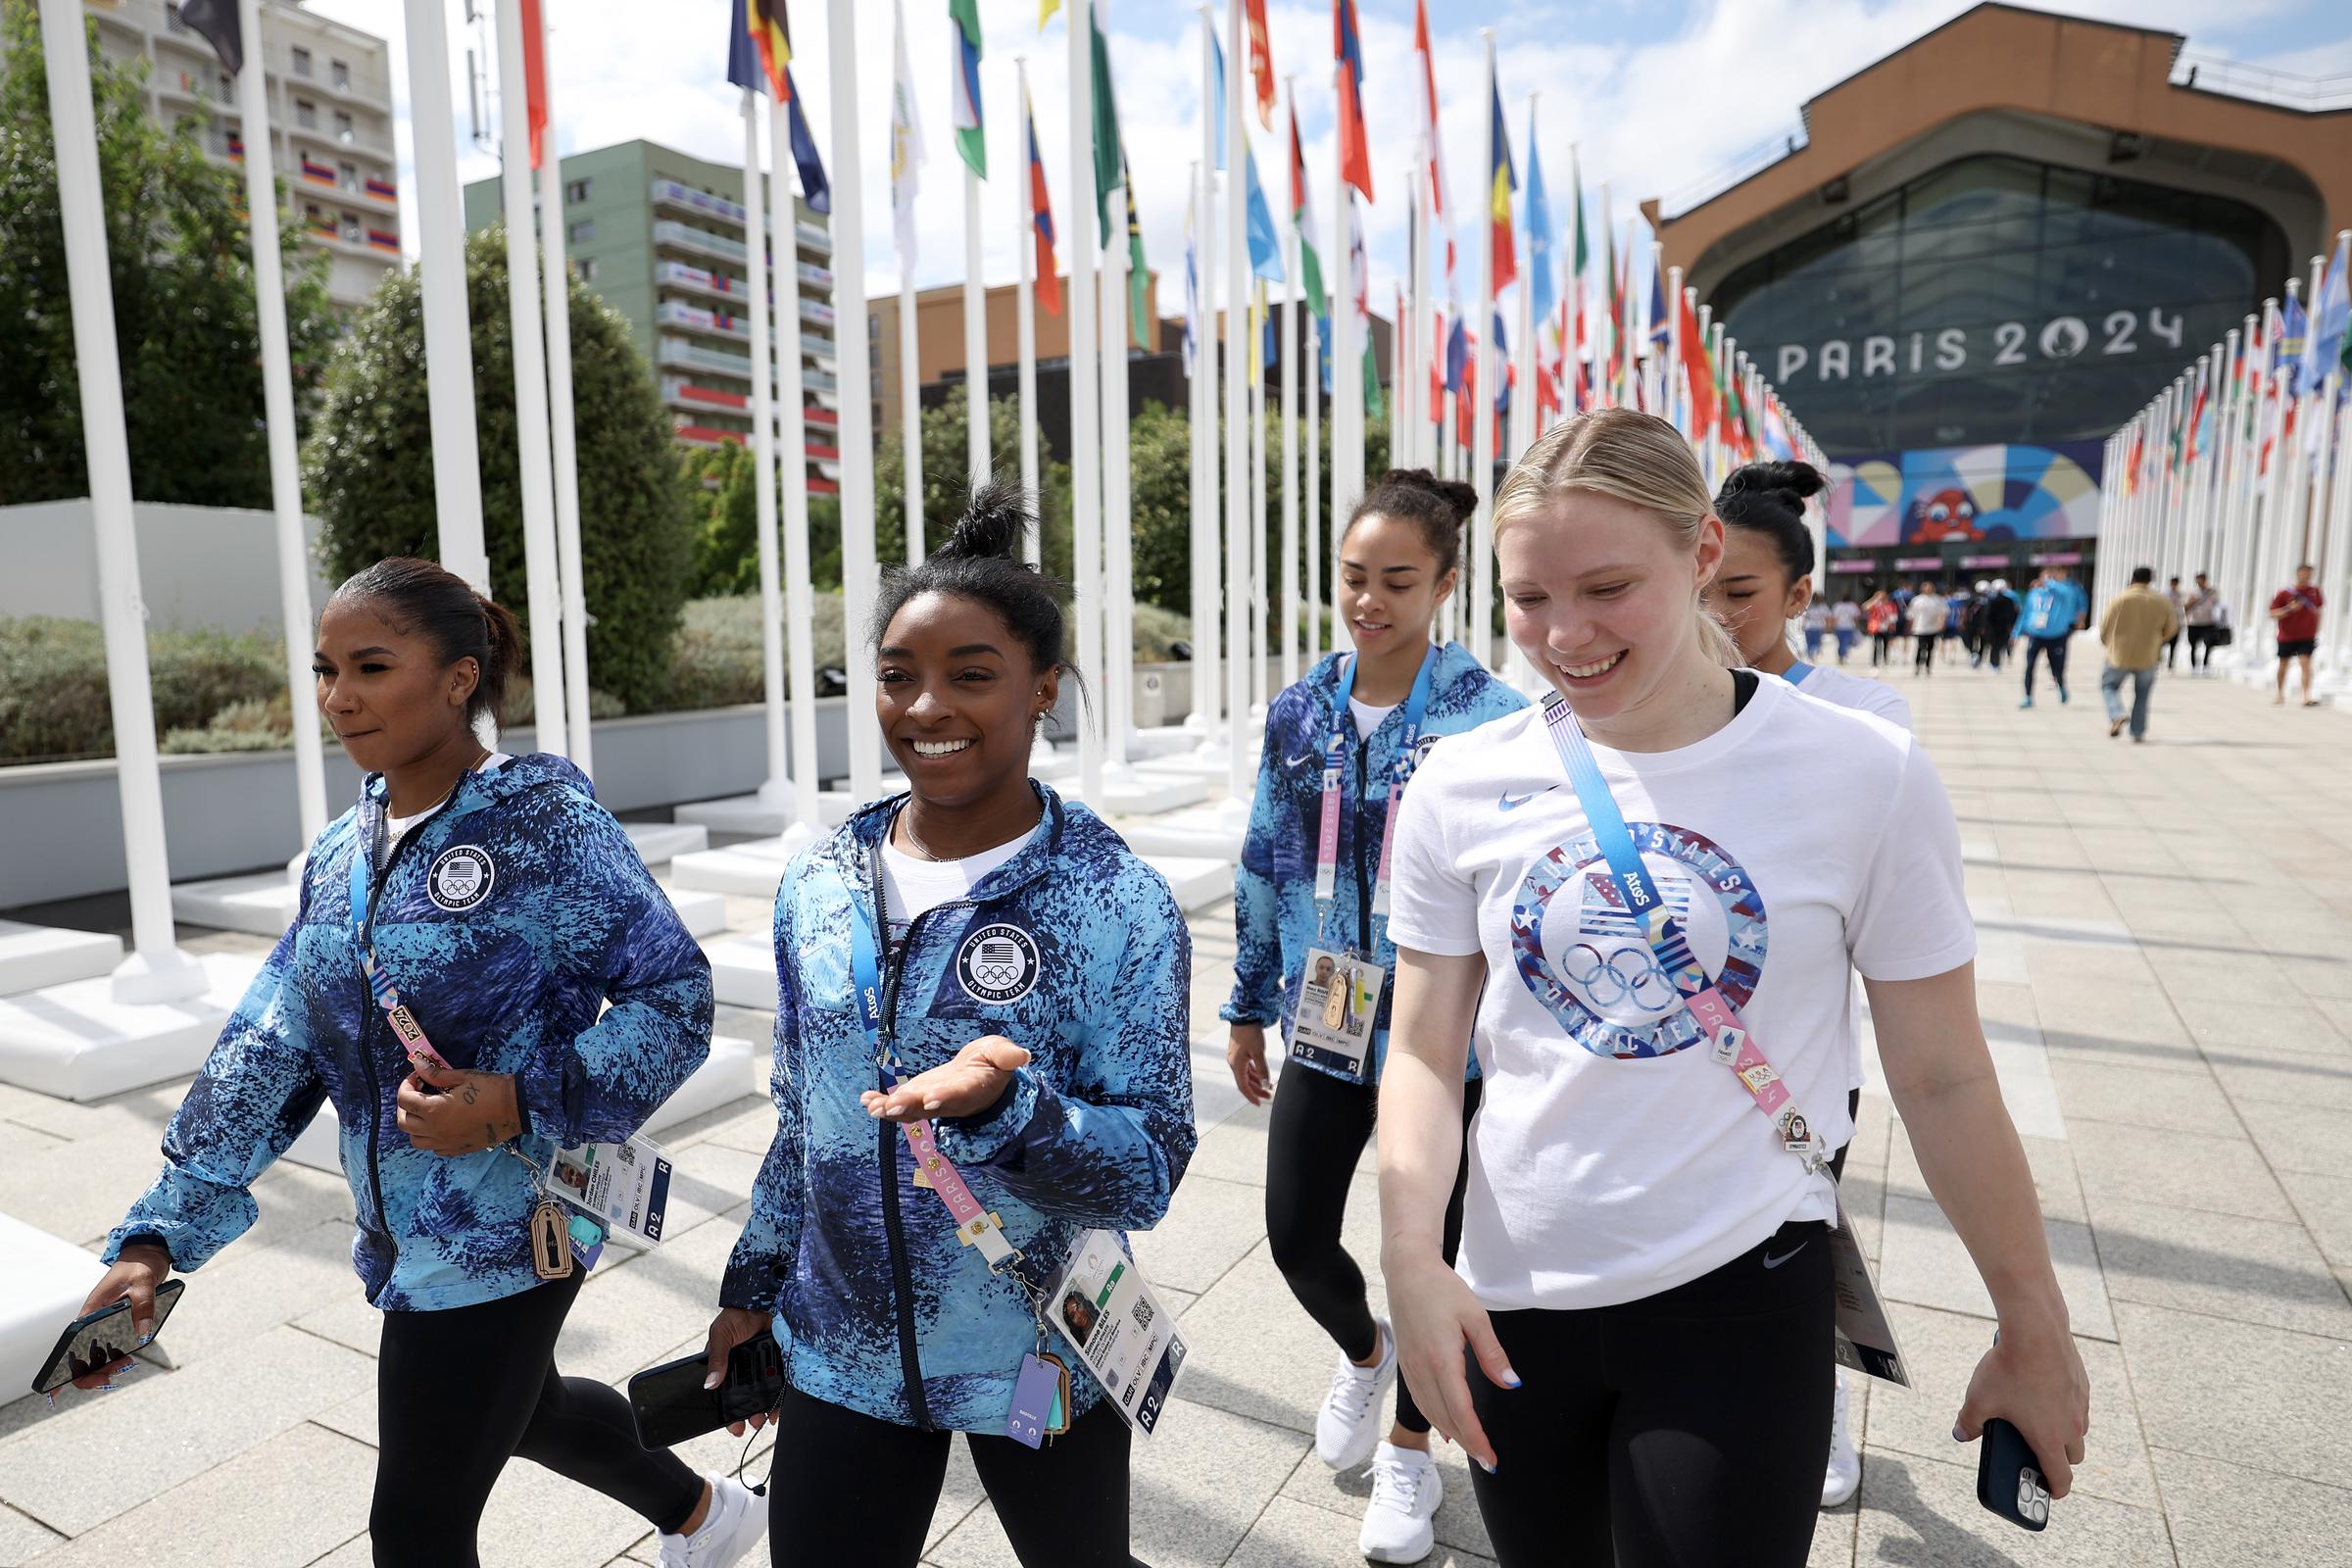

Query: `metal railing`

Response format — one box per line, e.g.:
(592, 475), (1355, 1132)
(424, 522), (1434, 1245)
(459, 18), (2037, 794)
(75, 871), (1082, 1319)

(1657, 122), (1809, 222)
(2170, 52), (2352, 112)
(654, 220), (748, 264)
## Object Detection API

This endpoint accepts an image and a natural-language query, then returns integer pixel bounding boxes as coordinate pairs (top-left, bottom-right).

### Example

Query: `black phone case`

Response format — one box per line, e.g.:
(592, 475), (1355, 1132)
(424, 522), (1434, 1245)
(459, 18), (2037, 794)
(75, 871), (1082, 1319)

(626, 1331), (785, 1448)
(1976, 1417), (2051, 1532)
(32, 1279), (185, 1396)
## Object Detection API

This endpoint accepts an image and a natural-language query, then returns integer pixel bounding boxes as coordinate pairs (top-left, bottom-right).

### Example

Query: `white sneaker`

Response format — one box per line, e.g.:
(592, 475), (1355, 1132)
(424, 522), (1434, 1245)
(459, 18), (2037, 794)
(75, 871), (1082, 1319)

(660, 1473), (769, 1568)
(1358, 1441), (1443, 1563)
(1821, 1372), (1860, 1509)
(1315, 1318), (1396, 1470)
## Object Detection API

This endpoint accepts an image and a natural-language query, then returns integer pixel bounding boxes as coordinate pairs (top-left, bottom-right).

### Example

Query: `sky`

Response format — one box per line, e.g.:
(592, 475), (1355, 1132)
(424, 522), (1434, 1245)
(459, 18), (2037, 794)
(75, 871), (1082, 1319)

(304, 0), (2352, 325)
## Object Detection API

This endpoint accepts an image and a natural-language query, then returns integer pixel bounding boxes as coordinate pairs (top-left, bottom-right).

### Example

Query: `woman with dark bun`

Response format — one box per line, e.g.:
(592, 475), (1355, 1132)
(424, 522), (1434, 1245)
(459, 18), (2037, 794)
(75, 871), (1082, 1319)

(706, 482), (1196, 1568)
(1223, 470), (1527, 1564)
(83, 558), (736, 1565)
(1710, 461), (1911, 731)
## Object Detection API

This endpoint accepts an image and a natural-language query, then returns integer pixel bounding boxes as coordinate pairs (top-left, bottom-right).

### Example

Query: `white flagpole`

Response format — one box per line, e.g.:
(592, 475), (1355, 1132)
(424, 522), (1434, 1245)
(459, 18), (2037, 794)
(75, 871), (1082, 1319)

(771, 99), (821, 845)
(1188, 10), (1219, 749)
(496, 0), (566, 759)
(1471, 30), (1498, 670)
(1069, 0), (1102, 802)
(1330, 191), (1352, 658)
(402, 0), (488, 597)
(1281, 77), (1299, 693)
(740, 90), (787, 805)
(1223, 0), (1251, 808)
(1305, 303), (1322, 666)
(963, 164), (989, 487)
(830, 0), (884, 800)
(36, 0), (203, 1001)
(894, 0), (924, 566)
(537, 9), (591, 776)
(232, 0), (324, 849)
(1100, 158), (1133, 767)
(1015, 59), (1042, 568)
(1513, 91), (1538, 466)
(1250, 286), (1268, 718)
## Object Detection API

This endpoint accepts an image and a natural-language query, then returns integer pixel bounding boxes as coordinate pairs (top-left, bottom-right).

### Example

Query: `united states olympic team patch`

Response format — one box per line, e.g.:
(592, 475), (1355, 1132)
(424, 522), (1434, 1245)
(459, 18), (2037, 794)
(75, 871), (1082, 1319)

(426, 845), (497, 912)
(956, 922), (1041, 1004)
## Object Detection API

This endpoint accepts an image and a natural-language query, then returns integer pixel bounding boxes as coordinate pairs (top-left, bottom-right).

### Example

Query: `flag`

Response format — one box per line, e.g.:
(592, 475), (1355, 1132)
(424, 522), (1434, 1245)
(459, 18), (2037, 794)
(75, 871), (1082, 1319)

(1290, 106), (1325, 315)
(520, 0), (549, 169)
(1445, 308), (1468, 394)
(1761, 397), (1794, 462)
(725, 0), (790, 100)
(1123, 153), (1150, 343)
(179, 0), (242, 74)
(1525, 120), (1555, 330)
(949, 0), (985, 178)
(1412, 0), (1446, 226)
(1246, 0), (1275, 130)
(1025, 82), (1060, 315)
(784, 67), (831, 214)
(2185, 365), (2210, 464)
(1350, 193), (1378, 417)
(1182, 202), (1200, 376)
(1679, 287), (1715, 438)
(2307, 230), (2351, 392)
(1091, 12), (1120, 244)
(1488, 78), (1515, 295)
(890, 0), (925, 275)
(1040, 0), (1059, 24)
(1647, 255), (1669, 358)
(1210, 32), (1229, 172)
(2279, 292), (2310, 396)
(1244, 145), (1283, 282)
(1334, 0), (1373, 202)
(1493, 309), (1511, 418)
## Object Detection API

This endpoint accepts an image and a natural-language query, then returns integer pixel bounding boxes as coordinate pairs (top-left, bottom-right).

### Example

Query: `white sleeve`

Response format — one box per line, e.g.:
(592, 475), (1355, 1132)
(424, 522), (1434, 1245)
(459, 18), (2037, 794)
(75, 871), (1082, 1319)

(1847, 741), (1976, 983)
(1380, 751), (1483, 957)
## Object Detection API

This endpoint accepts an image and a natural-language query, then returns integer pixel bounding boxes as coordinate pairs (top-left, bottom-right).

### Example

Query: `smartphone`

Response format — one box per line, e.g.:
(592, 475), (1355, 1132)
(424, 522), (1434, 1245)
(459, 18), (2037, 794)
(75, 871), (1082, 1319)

(626, 1330), (785, 1449)
(1976, 1416), (2051, 1532)
(30, 1280), (185, 1397)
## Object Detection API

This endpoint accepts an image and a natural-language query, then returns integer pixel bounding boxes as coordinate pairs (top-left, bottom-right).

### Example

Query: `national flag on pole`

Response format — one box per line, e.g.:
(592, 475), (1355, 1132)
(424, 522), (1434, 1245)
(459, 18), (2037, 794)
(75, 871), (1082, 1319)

(178, 0), (243, 74)
(1024, 82), (1059, 314)
(2279, 292), (2310, 395)
(1290, 106), (1325, 315)
(1182, 201), (1200, 376)
(1351, 195), (1382, 417)
(2307, 230), (2351, 391)
(520, 0), (550, 169)
(1679, 287), (1715, 438)
(1493, 309), (1511, 418)
(1244, 145), (1284, 282)
(1123, 153), (1150, 343)
(1488, 78), (1515, 295)
(725, 0), (790, 99)
(1210, 32), (1229, 172)
(1040, 0), (1059, 24)
(1246, 0), (1275, 130)
(890, 0), (925, 275)
(1090, 12), (1121, 244)
(783, 68), (831, 213)
(1525, 117), (1555, 330)
(949, 0), (985, 177)
(1334, 0), (1373, 202)
(2185, 365), (2210, 464)
(1412, 0), (1446, 227)
(1647, 255), (1669, 358)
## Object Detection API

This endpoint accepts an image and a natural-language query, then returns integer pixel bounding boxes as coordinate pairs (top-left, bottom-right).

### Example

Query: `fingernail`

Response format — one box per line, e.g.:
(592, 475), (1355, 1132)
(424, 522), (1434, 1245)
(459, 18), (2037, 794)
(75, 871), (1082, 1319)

(1478, 1457), (1498, 1474)
(1502, 1368), (1522, 1389)
(923, 1099), (942, 1111)
(1952, 1422), (1967, 1442)
(705, 1371), (722, 1390)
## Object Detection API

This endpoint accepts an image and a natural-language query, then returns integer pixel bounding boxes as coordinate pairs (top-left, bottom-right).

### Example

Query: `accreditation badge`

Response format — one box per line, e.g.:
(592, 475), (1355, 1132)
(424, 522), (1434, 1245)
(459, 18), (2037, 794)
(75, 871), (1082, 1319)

(1040, 1229), (1189, 1438)
(545, 1132), (675, 1247)
(1829, 1188), (1911, 1388)
(1286, 946), (1386, 1081)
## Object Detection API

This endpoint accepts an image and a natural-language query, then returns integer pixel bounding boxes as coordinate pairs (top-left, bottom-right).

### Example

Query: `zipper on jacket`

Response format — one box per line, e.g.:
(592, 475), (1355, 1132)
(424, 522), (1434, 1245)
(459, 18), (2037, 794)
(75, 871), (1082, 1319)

(1353, 738), (1374, 955)
(868, 853), (938, 1432)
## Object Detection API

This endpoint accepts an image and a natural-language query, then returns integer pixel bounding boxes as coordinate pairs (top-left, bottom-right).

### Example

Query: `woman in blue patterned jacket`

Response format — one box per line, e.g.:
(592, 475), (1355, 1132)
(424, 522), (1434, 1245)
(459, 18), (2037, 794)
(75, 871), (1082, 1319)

(705, 483), (1197, 1568)
(75, 559), (746, 1568)
(1222, 471), (1528, 1565)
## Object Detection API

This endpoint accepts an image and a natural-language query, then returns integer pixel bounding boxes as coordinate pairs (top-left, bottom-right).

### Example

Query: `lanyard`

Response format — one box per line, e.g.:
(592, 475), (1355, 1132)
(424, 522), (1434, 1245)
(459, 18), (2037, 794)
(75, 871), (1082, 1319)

(1535, 695), (1828, 1174)
(1311, 646), (1439, 925)
(845, 895), (1024, 1273)
(1784, 661), (1815, 685)
(348, 797), (457, 1072)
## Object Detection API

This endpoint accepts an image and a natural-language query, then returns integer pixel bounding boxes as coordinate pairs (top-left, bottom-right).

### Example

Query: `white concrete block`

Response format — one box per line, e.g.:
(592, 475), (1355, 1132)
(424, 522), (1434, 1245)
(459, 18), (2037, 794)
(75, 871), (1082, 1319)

(669, 842), (793, 898)
(674, 794), (791, 836)
(1114, 808), (1246, 861)
(1143, 855), (1235, 914)
(1068, 769), (1213, 818)
(0, 920), (123, 997)
(705, 931), (778, 1013)
(620, 821), (709, 865)
(1125, 744), (1256, 780)
(170, 870), (299, 937)
(0, 953), (259, 1102)
(0, 1212), (107, 1397)
(663, 886), (729, 939)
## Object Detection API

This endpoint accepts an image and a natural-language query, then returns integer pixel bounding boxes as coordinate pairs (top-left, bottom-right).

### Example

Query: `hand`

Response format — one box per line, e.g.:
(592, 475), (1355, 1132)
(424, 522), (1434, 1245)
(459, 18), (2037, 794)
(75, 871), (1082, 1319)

(1954, 1318), (2090, 1498)
(396, 1060), (522, 1155)
(71, 1244), (172, 1390)
(1226, 1024), (1271, 1106)
(860, 1036), (1031, 1122)
(1382, 1249), (1517, 1474)
(703, 1306), (777, 1436)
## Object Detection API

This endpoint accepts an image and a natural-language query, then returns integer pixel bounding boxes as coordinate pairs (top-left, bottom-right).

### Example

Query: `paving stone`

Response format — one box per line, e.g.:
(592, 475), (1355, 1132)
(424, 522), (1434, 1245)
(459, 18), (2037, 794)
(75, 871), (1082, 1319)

(2172, 996), (2347, 1056)
(1885, 1127), (2086, 1226)
(0, 1122), (185, 1250)
(1226, 1494), (1499, 1567)
(148, 1217), (360, 1369)
(2088, 1194), (2352, 1340)
(1184, 1098), (1272, 1188)
(1280, 1436), (1494, 1559)
(1158, 1243), (1334, 1439)
(2276, 1167), (2352, 1269)
(2152, 1446), (2352, 1567)
(2116, 1299), (2352, 1489)
(292, 1292), (384, 1358)
(2048, 1057), (2236, 1136)
(2066, 1118), (2295, 1223)
(2232, 1098), (2352, 1177)
(1878, 1195), (2115, 1341)
(1129, 1172), (1264, 1298)
(1851, 1448), (2174, 1567)
(0, 1503), (63, 1568)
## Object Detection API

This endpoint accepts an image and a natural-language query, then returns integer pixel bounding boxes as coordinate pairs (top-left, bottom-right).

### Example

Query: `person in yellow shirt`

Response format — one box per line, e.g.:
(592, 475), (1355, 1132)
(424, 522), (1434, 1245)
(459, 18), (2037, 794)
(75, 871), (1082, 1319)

(2098, 566), (2183, 742)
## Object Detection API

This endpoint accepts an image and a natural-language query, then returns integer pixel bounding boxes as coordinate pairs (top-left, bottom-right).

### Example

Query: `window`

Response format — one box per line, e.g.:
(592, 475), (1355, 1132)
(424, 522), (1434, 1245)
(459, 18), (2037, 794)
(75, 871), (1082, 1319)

(343, 215), (362, 243)
(165, 5), (186, 31)
(295, 99), (316, 128)
(567, 219), (595, 244)
(291, 47), (312, 77)
(337, 161), (355, 190)
(331, 59), (350, 90)
(218, 74), (232, 104)
(565, 177), (593, 204)
(575, 258), (597, 283)
(334, 110), (354, 143)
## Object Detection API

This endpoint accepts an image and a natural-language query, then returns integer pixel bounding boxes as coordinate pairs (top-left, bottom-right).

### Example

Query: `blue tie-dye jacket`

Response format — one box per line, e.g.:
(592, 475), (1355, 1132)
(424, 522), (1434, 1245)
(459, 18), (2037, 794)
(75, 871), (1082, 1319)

(720, 784), (1196, 1434)
(1222, 642), (1528, 1083)
(103, 755), (713, 1311)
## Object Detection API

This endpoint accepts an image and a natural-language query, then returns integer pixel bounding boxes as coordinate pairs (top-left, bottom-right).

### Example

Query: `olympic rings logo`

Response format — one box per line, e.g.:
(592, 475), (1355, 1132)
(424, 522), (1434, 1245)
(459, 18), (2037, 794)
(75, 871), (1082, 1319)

(1557, 942), (1681, 1013)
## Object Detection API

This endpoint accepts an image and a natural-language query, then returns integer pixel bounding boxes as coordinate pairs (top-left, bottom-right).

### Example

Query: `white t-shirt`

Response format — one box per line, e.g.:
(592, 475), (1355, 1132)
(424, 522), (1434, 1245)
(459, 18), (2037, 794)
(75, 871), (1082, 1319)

(383, 752), (513, 858)
(879, 827), (1034, 955)
(1385, 678), (1974, 1310)
(1795, 664), (1913, 731)
(1906, 593), (1949, 636)
(1349, 697), (1398, 741)
(1831, 602), (1861, 631)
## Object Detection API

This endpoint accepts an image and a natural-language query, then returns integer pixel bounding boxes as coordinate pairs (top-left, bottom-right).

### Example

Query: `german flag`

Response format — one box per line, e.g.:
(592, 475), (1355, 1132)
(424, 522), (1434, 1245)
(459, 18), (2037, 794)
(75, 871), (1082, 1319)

(726, 0), (790, 100)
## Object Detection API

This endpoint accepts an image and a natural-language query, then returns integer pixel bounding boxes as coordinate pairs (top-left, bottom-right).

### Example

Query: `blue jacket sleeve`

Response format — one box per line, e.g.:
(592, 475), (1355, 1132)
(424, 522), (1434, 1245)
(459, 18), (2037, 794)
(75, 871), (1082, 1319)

(1223, 700), (1297, 1027)
(515, 807), (713, 1148)
(106, 888), (326, 1272)
(938, 873), (1197, 1231)
(720, 884), (808, 1311)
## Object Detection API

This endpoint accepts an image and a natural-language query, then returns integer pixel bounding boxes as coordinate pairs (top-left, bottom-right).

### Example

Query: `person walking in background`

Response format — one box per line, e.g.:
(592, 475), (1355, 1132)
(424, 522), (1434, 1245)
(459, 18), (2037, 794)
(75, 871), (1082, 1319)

(2271, 564), (2326, 707)
(2163, 576), (2188, 669)
(1963, 579), (1992, 666)
(2182, 572), (2222, 674)
(1831, 597), (1861, 663)
(1983, 577), (2022, 671)
(2099, 566), (2180, 743)
(2018, 564), (2088, 709)
(1907, 580), (1949, 676)
(1803, 600), (1829, 662)
(1865, 590), (1898, 667)
(1944, 580), (1976, 662)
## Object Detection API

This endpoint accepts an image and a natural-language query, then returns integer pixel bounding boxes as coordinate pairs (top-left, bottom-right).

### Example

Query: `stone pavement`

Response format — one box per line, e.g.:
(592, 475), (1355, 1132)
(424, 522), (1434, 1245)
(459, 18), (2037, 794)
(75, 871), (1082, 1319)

(3, 649), (2351, 1566)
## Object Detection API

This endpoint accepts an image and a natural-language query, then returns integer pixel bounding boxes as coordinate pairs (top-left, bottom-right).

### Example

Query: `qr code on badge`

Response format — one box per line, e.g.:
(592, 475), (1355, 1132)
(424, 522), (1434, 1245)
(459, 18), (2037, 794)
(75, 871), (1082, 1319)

(1131, 1296), (1154, 1332)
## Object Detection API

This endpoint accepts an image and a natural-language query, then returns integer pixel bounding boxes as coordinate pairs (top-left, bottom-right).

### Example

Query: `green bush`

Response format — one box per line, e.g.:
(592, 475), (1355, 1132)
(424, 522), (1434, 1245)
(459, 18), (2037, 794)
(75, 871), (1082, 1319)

(307, 225), (693, 712)
(0, 616), (291, 762)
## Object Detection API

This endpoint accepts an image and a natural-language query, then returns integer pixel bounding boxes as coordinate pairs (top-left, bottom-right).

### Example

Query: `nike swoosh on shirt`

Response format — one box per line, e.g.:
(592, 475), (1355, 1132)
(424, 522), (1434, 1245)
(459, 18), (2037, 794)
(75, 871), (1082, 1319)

(1761, 1243), (1809, 1270)
(1285, 752), (1316, 768)
(1497, 785), (1557, 811)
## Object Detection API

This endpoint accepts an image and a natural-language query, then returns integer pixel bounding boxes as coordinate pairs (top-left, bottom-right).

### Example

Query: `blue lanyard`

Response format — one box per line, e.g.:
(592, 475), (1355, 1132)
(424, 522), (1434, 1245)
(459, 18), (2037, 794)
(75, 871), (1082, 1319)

(1784, 661), (1816, 685)
(1313, 646), (1440, 924)
(847, 895), (890, 1070)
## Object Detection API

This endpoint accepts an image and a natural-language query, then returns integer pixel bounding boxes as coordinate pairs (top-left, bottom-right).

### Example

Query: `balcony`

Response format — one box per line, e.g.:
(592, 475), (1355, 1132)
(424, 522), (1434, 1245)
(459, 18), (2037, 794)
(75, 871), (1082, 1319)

(653, 178), (748, 227)
(798, 261), (833, 289)
(658, 337), (754, 381)
(655, 260), (752, 304)
(800, 298), (835, 328)
(285, 118), (396, 165)
(657, 300), (755, 343)
(654, 220), (748, 266)
(794, 220), (831, 254)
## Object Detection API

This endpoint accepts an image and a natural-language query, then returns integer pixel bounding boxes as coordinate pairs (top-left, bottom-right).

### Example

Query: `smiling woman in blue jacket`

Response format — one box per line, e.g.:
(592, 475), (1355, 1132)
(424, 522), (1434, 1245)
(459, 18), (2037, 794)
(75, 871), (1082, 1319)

(75, 559), (743, 1568)
(1222, 470), (1527, 1565)
(705, 484), (1197, 1568)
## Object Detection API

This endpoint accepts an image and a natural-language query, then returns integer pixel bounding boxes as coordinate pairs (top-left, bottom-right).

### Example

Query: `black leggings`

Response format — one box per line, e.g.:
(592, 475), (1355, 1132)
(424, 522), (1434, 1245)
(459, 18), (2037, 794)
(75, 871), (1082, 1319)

(765, 1387), (1142, 1567)
(1465, 1219), (1837, 1568)
(1266, 1063), (1484, 1435)
(371, 1272), (702, 1567)
(2023, 633), (2070, 695)
(1913, 633), (1937, 672)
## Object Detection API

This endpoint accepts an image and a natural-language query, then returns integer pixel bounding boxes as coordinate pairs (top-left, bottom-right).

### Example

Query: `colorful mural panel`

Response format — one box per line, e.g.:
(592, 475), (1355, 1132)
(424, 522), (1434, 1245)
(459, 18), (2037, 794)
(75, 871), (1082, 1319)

(1824, 441), (2105, 549)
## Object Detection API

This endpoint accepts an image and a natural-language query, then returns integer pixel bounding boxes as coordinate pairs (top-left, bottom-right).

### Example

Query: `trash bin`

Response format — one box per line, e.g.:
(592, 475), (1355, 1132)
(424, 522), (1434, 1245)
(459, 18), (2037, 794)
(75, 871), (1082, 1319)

(1134, 668), (1166, 729)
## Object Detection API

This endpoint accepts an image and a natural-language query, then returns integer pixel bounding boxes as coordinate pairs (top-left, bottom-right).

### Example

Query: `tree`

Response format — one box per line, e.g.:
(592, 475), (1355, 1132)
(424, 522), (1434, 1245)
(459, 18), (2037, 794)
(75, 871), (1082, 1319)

(684, 442), (756, 598)
(306, 226), (693, 711)
(0, 2), (338, 507)
(872, 394), (1075, 583)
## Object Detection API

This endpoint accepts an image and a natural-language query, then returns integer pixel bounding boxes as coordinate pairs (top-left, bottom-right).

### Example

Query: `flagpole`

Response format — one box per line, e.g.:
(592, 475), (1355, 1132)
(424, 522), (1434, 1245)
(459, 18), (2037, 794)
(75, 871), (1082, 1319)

(898, 266), (924, 565)
(1281, 75), (1299, 692)
(1069, 0), (1103, 804)
(830, 0), (884, 800)
(1513, 91), (1538, 465)
(893, 0), (925, 567)
(1471, 30), (1497, 671)
(537, 9), (592, 777)
(1401, 166), (1420, 473)
(496, 0), (566, 759)
(229, 0), (325, 851)
(1305, 302), (1322, 667)
(1225, 0), (1252, 809)
(963, 157), (989, 486)
(1666, 264), (1685, 436)
(1189, 9), (1220, 753)
(34, 0), (204, 1002)
(1100, 150), (1133, 769)
(738, 88), (788, 808)
(1250, 282), (1268, 718)
(1184, 164), (1215, 740)
(771, 95), (821, 846)
(1016, 60), (1042, 566)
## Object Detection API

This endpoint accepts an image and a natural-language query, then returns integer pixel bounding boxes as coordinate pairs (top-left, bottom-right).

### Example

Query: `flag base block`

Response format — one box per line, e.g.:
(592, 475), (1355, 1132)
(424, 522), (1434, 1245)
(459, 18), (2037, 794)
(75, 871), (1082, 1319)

(1113, 808), (1245, 862)
(1061, 769), (1210, 817)
(171, 871), (300, 937)
(621, 821), (710, 866)
(0, 1213), (107, 1396)
(0, 920), (124, 997)
(0, 952), (260, 1101)
(704, 931), (781, 1012)
(1137, 855), (1232, 914)
(664, 887), (731, 940)
(670, 842), (794, 899)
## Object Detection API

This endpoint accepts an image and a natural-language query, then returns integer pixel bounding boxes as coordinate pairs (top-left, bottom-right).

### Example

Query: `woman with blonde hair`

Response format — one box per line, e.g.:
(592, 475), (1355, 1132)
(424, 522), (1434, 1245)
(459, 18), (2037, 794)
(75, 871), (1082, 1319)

(1374, 410), (2087, 1564)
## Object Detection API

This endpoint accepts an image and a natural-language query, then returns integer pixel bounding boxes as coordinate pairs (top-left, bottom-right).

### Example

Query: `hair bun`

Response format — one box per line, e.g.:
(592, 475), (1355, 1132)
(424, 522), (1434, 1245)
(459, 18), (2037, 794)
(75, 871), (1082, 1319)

(1717, 460), (1825, 503)
(1374, 466), (1479, 526)
(935, 477), (1036, 564)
